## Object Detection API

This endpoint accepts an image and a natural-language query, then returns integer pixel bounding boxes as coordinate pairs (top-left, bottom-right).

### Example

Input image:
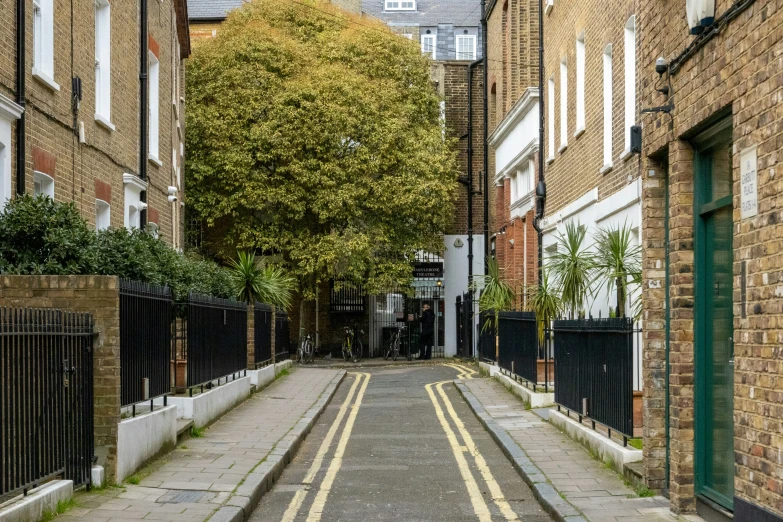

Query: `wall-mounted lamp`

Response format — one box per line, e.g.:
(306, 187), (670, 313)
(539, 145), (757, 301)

(436, 279), (443, 287)
(642, 57), (674, 116)
(509, 239), (515, 248)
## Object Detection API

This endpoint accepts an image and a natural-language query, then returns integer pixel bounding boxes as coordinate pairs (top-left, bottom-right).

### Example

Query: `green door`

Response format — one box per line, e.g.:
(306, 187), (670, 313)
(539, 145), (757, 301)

(695, 124), (734, 511)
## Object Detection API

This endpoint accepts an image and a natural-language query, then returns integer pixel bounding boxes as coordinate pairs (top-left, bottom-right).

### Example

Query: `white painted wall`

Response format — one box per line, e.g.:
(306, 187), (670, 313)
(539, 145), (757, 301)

(167, 375), (252, 427)
(116, 405), (177, 482)
(443, 234), (485, 357)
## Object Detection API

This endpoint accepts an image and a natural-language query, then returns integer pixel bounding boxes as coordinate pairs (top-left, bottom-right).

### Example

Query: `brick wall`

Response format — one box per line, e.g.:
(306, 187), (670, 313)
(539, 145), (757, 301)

(0, 275), (122, 483)
(640, 0), (783, 516)
(0, 1), (187, 249)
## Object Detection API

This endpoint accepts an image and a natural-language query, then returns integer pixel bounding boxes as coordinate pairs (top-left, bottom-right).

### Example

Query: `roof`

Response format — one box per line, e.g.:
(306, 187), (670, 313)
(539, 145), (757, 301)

(188, 0), (244, 21)
(362, 0), (481, 27)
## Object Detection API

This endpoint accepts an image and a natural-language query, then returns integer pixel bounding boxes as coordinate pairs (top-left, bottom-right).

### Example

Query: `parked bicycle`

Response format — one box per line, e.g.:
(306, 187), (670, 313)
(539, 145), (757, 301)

(341, 326), (363, 363)
(384, 326), (404, 361)
(296, 328), (314, 364)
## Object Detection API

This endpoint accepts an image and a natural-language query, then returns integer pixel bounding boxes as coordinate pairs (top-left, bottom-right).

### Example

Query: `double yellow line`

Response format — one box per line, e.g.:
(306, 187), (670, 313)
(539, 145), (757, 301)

(443, 362), (478, 380)
(280, 372), (370, 522)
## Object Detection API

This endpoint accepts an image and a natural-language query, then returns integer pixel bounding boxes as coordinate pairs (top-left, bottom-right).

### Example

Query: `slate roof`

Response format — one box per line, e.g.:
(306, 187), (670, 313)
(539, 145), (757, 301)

(188, 0), (245, 21)
(362, 0), (481, 27)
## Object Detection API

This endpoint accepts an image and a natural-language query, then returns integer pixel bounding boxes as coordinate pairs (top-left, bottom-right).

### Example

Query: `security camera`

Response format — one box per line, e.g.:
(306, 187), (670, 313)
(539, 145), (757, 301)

(167, 186), (178, 196)
(655, 57), (668, 76)
(168, 195), (177, 203)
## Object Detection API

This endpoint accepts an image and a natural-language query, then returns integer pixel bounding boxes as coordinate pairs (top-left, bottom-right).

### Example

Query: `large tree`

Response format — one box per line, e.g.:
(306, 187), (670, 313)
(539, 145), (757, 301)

(186, 0), (457, 301)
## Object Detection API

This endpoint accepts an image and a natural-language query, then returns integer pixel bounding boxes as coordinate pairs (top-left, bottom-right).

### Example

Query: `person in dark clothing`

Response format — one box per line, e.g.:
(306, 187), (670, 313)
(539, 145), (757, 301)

(420, 303), (435, 360)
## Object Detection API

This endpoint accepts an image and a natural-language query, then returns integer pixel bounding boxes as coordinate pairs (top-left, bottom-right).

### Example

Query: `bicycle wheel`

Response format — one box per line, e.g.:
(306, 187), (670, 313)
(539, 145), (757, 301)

(353, 339), (363, 363)
(384, 339), (392, 360)
(295, 345), (302, 363)
(392, 339), (399, 361)
(305, 339), (314, 363)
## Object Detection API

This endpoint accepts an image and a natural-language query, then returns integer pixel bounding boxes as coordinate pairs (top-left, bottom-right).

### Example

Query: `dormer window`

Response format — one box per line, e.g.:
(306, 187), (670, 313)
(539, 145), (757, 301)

(386, 0), (415, 10)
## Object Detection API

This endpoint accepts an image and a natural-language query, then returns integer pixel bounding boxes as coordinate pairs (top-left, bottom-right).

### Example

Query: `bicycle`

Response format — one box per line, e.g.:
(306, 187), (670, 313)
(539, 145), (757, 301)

(384, 326), (404, 361)
(296, 329), (314, 364)
(341, 326), (363, 363)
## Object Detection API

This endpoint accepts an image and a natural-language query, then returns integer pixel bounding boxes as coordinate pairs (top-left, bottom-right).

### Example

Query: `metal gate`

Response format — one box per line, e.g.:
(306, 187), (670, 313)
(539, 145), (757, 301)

(455, 292), (473, 358)
(0, 307), (94, 501)
(369, 285), (445, 359)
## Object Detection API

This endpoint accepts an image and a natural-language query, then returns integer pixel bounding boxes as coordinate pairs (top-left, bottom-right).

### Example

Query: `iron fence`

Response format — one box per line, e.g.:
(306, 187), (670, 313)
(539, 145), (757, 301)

(254, 303), (273, 368)
(497, 311), (539, 384)
(119, 279), (172, 409)
(477, 311), (496, 362)
(553, 317), (635, 442)
(176, 293), (247, 391)
(275, 311), (290, 361)
(455, 293), (473, 358)
(1, 308), (94, 501)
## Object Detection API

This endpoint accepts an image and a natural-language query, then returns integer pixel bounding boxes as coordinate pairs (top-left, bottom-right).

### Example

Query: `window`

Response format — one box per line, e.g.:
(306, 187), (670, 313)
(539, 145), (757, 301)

(148, 51), (160, 162)
(123, 173), (147, 230)
(96, 199), (110, 230)
(94, 0), (112, 128)
(547, 77), (555, 159)
(456, 35), (476, 60)
(575, 32), (585, 134)
(510, 173), (518, 203)
(421, 35), (436, 59)
(385, 0), (415, 10)
(32, 0), (57, 90)
(34, 171), (54, 198)
(559, 57), (568, 150)
(401, 33), (413, 39)
(624, 16), (636, 154)
(603, 44), (613, 169)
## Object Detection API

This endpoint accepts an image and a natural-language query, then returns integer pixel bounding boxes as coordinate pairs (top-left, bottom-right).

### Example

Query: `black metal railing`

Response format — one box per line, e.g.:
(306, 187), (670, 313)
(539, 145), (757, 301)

(1, 307), (94, 501)
(330, 279), (365, 313)
(178, 293), (247, 391)
(497, 311), (539, 384)
(477, 311), (496, 362)
(254, 302), (273, 368)
(275, 311), (290, 361)
(553, 317), (635, 442)
(120, 279), (172, 409)
(455, 293), (473, 358)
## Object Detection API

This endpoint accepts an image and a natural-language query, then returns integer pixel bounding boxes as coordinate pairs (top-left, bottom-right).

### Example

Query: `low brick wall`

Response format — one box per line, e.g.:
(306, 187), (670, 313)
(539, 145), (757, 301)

(0, 275), (122, 482)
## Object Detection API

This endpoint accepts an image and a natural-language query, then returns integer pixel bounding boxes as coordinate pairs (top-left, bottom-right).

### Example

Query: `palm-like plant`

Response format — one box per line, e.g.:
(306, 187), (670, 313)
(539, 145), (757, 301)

(593, 222), (641, 318)
(470, 256), (516, 331)
(524, 269), (562, 345)
(229, 251), (295, 310)
(548, 221), (595, 318)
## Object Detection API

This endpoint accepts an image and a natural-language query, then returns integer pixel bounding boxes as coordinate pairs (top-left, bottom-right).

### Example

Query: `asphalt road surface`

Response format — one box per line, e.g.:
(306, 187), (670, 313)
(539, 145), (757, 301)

(250, 363), (553, 521)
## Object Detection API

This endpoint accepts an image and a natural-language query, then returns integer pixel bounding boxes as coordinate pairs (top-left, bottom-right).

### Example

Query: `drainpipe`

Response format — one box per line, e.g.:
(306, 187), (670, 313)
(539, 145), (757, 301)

(532, 0), (546, 285)
(467, 58), (483, 289)
(15, 0), (25, 195)
(481, 0), (489, 276)
(139, 0), (148, 228)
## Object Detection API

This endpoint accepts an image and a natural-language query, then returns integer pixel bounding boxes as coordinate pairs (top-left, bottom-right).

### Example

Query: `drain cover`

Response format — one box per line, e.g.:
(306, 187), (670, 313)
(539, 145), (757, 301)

(158, 490), (207, 504)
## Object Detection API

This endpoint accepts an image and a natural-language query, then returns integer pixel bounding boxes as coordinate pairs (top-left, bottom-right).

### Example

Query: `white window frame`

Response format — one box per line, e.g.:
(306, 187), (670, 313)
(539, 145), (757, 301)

(94, 0), (113, 130)
(148, 51), (160, 164)
(385, 0), (415, 10)
(559, 57), (568, 151)
(123, 173), (148, 230)
(456, 35), (477, 60)
(575, 32), (585, 136)
(32, 0), (59, 91)
(34, 171), (55, 198)
(602, 44), (613, 171)
(0, 96), (23, 209)
(95, 199), (110, 231)
(547, 76), (555, 161)
(421, 34), (436, 59)
(623, 15), (636, 157)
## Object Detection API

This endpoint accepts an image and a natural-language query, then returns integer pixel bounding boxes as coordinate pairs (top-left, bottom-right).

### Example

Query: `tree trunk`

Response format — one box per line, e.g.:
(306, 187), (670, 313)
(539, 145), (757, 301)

(616, 275), (626, 318)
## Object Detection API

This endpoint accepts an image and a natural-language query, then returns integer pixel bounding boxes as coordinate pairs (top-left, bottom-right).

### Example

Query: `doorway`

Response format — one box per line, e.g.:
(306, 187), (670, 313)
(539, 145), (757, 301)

(693, 121), (734, 512)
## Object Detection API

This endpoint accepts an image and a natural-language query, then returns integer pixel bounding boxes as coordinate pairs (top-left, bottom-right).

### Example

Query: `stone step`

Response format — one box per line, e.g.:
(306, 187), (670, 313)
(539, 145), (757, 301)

(176, 418), (194, 440)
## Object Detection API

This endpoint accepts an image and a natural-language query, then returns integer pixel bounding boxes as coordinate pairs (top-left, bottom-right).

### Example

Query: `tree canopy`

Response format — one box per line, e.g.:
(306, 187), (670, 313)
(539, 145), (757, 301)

(185, 0), (458, 299)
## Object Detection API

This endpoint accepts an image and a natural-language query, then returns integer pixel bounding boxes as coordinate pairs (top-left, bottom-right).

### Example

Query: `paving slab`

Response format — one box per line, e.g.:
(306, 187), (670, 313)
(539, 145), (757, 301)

(58, 368), (344, 522)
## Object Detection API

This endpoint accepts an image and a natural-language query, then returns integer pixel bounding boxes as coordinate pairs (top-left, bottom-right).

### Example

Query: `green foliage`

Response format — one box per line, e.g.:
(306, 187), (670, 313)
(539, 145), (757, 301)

(0, 195), (234, 301)
(628, 438), (643, 450)
(593, 221), (641, 318)
(186, 0), (458, 298)
(470, 257), (516, 331)
(40, 499), (76, 521)
(126, 475), (141, 485)
(549, 221), (596, 318)
(524, 269), (562, 345)
(229, 251), (295, 310)
(190, 426), (205, 438)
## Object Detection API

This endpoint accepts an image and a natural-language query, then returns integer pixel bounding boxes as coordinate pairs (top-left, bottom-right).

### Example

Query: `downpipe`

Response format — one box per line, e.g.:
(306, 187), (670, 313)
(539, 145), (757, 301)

(467, 57), (484, 290)
(15, 0), (25, 195)
(139, 0), (148, 228)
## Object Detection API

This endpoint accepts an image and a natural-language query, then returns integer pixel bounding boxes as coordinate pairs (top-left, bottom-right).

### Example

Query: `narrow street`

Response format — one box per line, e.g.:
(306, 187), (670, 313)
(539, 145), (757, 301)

(250, 364), (552, 521)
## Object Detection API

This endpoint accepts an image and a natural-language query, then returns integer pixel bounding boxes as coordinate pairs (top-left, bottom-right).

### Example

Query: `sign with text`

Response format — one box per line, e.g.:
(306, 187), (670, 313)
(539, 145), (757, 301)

(413, 262), (444, 278)
(741, 145), (758, 220)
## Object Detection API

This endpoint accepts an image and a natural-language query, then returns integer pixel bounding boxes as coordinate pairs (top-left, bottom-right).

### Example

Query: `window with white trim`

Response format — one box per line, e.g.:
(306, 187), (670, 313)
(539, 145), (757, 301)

(0, 142), (6, 209)
(603, 44), (613, 168)
(385, 0), (415, 10)
(33, 0), (56, 87)
(95, 0), (111, 125)
(575, 32), (585, 133)
(96, 199), (110, 231)
(547, 76), (555, 159)
(624, 16), (636, 153)
(559, 57), (568, 149)
(421, 34), (436, 59)
(456, 35), (476, 60)
(148, 51), (160, 162)
(34, 171), (54, 198)
(510, 173), (518, 203)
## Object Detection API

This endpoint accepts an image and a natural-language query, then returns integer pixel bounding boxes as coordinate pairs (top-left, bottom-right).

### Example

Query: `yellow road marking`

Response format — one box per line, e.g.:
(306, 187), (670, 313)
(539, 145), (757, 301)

(280, 373), (363, 522)
(426, 381), (493, 522)
(436, 382), (519, 520)
(305, 372), (371, 522)
(444, 362), (477, 379)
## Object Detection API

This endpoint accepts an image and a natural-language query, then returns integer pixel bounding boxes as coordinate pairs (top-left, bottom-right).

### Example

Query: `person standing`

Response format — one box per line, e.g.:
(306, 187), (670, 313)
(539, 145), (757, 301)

(420, 303), (435, 360)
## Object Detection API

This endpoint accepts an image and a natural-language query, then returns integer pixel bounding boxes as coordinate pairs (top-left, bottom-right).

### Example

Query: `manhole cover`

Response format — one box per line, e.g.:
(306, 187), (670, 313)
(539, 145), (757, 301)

(158, 490), (207, 504)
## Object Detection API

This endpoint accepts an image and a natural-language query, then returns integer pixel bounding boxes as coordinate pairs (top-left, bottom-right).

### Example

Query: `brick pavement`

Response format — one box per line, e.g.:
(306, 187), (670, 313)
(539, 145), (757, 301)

(461, 378), (703, 522)
(59, 368), (343, 522)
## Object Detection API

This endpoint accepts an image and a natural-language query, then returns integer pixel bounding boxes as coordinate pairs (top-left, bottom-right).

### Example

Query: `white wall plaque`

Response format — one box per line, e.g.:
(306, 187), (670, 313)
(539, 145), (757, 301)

(740, 145), (758, 220)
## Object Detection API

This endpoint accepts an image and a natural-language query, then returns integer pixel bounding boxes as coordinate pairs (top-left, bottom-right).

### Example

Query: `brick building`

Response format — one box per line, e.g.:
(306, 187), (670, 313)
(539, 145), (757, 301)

(485, 0), (540, 304)
(638, 0), (783, 520)
(0, 0), (190, 249)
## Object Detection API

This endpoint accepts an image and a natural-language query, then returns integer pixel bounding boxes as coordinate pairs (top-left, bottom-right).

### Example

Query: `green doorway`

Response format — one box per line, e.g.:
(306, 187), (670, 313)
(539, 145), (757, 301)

(694, 121), (735, 511)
